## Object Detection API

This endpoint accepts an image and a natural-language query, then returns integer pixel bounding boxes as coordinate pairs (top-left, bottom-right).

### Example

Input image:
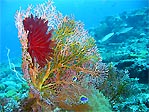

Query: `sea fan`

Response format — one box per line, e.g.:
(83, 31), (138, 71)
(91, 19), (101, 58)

(23, 14), (55, 68)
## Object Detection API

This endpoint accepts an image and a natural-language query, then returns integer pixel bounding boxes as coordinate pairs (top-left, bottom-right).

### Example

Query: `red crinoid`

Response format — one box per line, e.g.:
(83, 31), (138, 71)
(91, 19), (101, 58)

(23, 14), (55, 68)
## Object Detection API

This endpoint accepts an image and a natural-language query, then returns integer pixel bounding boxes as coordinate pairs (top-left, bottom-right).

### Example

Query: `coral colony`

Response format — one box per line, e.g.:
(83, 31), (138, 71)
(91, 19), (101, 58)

(15, 0), (110, 111)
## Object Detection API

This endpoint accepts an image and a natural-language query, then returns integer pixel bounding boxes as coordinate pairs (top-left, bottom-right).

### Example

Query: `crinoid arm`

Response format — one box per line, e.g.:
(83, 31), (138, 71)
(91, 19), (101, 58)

(23, 14), (55, 68)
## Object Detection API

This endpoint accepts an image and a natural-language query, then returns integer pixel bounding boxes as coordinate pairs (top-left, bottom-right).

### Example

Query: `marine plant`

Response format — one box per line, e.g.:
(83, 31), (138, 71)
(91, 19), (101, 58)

(15, 0), (109, 111)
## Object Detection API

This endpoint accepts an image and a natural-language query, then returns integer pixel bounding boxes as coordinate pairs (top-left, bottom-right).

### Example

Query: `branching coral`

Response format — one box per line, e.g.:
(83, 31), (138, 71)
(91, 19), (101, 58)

(15, 0), (109, 111)
(97, 64), (140, 106)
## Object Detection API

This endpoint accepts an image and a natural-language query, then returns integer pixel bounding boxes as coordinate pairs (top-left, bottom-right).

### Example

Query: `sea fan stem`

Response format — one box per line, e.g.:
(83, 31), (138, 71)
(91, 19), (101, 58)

(6, 48), (26, 82)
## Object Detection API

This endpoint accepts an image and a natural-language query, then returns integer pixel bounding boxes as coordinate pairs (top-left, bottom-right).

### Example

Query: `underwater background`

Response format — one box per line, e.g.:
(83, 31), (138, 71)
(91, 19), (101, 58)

(0, 0), (149, 112)
(0, 0), (148, 63)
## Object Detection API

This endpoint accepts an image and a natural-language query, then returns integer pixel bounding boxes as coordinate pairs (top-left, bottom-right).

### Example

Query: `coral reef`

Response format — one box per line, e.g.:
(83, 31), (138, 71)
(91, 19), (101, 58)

(15, 0), (109, 111)
(89, 7), (149, 111)
(1, 1), (147, 112)
(0, 59), (29, 112)
(89, 7), (149, 84)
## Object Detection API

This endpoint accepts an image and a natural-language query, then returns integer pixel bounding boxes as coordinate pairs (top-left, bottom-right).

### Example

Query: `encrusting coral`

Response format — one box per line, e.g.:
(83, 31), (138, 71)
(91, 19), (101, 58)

(15, 0), (110, 111)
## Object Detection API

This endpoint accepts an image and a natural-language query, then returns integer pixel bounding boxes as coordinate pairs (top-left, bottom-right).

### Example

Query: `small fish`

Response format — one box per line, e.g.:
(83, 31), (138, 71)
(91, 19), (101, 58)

(72, 76), (78, 82)
(98, 32), (114, 42)
(80, 95), (88, 104)
(116, 27), (133, 35)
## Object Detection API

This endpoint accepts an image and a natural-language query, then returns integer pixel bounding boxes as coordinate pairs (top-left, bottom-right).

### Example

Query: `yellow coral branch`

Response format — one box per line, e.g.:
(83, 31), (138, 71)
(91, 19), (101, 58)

(38, 62), (56, 90)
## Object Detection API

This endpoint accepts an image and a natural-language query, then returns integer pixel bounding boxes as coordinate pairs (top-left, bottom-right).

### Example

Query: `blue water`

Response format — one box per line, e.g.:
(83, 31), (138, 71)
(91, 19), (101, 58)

(0, 0), (148, 63)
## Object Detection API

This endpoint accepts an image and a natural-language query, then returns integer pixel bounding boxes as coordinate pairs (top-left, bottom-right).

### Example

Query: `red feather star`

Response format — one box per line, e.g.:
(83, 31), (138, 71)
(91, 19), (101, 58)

(23, 14), (55, 68)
